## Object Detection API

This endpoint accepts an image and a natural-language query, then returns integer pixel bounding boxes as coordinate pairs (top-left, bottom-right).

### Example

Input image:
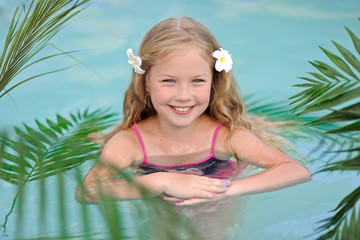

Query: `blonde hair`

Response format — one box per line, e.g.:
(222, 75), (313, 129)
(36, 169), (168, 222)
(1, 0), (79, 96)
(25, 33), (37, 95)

(90, 17), (291, 164)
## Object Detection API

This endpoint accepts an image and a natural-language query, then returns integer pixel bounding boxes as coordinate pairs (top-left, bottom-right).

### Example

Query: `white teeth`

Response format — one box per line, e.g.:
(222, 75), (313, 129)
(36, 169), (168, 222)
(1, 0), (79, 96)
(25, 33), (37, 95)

(174, 107), (190, 112)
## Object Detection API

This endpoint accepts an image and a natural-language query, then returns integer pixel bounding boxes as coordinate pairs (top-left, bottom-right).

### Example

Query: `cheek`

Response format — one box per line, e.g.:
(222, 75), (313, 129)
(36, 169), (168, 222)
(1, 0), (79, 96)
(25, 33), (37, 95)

(200, 86), (212, 103)
(149, 88), (168, 106)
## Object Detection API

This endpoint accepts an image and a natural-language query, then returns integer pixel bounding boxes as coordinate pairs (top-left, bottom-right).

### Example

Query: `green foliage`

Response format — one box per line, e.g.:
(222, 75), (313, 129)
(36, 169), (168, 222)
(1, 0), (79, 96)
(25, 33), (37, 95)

(0, 1), (195, 239)
(2, 0), (358, 239)
(0, 109), (117, 184)
(0, 108), (118, 236)
(0, 0), (90, 98)
(0, 108), (191, 239)
(246, 96), (359, 166)
(290, 20), (360, 240)
(315, 187), (360, 240)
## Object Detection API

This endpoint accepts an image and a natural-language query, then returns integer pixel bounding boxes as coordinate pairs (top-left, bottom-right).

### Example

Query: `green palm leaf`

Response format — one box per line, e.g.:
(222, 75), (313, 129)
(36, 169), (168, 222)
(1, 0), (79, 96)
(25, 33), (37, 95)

(300, 86), (360, 115)
(326, 121), (360, 133)
(314, 186), (360, 240)
(346, 26), (360, 55)
(247, 96), (356, 140)
(244, 97), (360, 175)
(0, 0), (91, 98)
(319, 46), (358, 80)
(308, 103), (360, 126)
(290, 19), (360, 240)
(0, 108), (117, 184)
(290, 25), (360, 116)
(316, 154), (360, 173)
(0, 108), (118, 235)
(337, 207), (360, 240)
(332, 40), (360, 74)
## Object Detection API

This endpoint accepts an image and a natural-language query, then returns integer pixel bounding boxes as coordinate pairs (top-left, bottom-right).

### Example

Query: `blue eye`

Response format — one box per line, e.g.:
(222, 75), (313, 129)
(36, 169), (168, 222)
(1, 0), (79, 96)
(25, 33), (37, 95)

(163, 79), (175, 83)
(193, 79), (204, 83)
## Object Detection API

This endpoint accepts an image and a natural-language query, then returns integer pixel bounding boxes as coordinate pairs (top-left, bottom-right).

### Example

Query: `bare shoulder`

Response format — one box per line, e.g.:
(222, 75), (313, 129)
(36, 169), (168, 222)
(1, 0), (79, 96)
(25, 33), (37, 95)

(231, 127), (299, 167)
(215, 126), (260, 149)
(232, 127), (262, 144)
(231, 127), (279, 154)
(100, 127), (142, 169)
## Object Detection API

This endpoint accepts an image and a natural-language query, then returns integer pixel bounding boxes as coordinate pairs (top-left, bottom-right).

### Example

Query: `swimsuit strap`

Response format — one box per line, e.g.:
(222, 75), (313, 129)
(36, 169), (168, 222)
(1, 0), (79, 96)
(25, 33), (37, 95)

(132, 125), (147, 162)
(211, 123), (222, 155)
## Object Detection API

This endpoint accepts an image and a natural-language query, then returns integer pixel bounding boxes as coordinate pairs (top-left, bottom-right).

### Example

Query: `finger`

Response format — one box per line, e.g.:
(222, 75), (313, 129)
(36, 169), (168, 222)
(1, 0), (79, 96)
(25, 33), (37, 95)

(162, 196), (183, 202)
(195, 180), (230, 193)
(225, 179), (231, 186)
(209, 178), (231, 187)
(193, 189), (218, 198)
(202, 184), (228, 193)
(176, 198), (207, 206)
(197, 177), (231, 187)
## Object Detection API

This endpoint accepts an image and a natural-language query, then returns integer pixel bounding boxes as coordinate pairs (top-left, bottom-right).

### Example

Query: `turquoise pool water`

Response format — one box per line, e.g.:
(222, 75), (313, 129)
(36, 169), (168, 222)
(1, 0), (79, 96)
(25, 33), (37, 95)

(0, 0), (360, 239)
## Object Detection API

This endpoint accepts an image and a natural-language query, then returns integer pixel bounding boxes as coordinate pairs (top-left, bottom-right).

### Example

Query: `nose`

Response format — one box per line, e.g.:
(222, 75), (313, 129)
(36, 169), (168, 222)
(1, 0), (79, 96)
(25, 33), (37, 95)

(175, 84), (191, 101)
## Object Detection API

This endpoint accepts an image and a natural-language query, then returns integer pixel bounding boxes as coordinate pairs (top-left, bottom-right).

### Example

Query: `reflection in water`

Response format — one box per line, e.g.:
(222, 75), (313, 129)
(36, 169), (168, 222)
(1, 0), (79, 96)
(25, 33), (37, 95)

(141, 196), (248, 240)
(180, 196), (248, 240)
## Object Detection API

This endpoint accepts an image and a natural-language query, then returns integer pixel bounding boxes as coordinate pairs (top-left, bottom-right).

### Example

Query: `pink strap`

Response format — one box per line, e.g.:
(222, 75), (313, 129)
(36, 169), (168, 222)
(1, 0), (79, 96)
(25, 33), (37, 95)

(132, 125), (147, 162)
(211, 123), (222, 155)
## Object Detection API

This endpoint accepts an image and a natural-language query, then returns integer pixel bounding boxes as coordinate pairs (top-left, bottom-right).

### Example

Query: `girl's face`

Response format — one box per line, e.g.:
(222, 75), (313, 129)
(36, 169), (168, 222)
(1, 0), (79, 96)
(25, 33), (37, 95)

(146, 45), (213, 128)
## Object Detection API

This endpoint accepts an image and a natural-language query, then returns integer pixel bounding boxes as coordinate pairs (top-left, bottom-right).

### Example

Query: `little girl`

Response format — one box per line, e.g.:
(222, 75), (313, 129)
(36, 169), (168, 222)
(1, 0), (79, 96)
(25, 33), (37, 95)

(76, 17), (311, 205)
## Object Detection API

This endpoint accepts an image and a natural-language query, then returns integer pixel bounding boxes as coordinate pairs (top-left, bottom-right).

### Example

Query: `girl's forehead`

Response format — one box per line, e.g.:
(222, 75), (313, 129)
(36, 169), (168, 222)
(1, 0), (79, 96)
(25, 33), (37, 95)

(155, 44), (211, 64)
(148, 48), (213, 80)
(154, 48), (209, 69)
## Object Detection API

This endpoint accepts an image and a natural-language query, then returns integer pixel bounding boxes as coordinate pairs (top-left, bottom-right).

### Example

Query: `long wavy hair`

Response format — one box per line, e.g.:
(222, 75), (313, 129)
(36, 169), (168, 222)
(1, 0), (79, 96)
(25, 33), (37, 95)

(90, 17), (291, 165)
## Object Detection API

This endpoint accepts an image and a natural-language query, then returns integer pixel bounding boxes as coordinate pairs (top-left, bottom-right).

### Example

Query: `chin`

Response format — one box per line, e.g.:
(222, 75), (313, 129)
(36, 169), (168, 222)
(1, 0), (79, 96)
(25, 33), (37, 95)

(169, 115), (204, 128)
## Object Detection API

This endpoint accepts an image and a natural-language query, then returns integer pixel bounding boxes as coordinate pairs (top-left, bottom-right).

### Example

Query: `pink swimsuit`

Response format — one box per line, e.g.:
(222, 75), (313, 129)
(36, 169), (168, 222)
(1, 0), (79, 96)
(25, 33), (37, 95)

(132, 124), (245, 179)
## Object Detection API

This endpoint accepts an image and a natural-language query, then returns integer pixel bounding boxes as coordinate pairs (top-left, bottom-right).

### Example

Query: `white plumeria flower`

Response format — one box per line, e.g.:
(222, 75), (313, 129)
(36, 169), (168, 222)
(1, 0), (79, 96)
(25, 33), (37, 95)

(127, 48), (145, 74)
(212, 48), (233, 73)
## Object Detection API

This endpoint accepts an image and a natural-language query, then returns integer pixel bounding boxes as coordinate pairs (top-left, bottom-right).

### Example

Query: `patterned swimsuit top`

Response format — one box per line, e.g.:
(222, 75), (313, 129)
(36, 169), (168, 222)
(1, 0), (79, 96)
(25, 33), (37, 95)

(132, 123), (245, 179)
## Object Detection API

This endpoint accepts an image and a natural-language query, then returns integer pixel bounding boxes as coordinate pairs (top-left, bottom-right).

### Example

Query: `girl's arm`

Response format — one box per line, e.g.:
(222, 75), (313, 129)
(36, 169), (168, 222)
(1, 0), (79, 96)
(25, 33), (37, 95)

(175, 129), (311, 205)
(75, 162), (229, 203)
(226, 129), (312, 196)
(75, 130), (229, 203)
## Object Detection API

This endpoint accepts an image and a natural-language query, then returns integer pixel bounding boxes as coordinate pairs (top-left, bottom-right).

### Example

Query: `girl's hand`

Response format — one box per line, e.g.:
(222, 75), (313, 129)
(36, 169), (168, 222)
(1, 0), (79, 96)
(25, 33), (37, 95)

(162, 193), (227, 206)
(165, 196), (209, 206)
(158, 172), (230, 199)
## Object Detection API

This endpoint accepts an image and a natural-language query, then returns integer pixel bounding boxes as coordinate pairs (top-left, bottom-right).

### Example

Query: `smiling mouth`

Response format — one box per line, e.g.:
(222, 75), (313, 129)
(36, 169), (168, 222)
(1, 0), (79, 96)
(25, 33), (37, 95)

(175, 106), (191, 112)
(170, 106), (194, 113)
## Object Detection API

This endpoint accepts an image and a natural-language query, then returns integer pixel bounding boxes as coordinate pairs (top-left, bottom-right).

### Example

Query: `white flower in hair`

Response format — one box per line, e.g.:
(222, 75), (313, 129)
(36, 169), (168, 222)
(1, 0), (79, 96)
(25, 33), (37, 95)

(127, 48), (145, 74)
(212, 48), (233, 73)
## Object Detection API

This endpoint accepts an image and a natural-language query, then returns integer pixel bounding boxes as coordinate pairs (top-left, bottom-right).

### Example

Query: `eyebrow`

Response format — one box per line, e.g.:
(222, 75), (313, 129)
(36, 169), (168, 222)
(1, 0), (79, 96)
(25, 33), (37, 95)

(156, 73), (210, 78)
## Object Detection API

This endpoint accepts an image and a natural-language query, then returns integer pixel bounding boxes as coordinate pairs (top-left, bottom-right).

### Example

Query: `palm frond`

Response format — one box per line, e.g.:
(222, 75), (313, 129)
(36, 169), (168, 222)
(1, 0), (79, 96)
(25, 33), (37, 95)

(0, 108), (118, 236)
(0, 0), (91, 98)
(290, 26), (360, 116)
(1, 108), (117, 184)
(246, 97), (358, 163)
(315, 153), (360, 173)
(289, 20), (360, 239)
(307, 103), (360, 126)
(72, 165), (199, 240)
(313, 187), (360, 240)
